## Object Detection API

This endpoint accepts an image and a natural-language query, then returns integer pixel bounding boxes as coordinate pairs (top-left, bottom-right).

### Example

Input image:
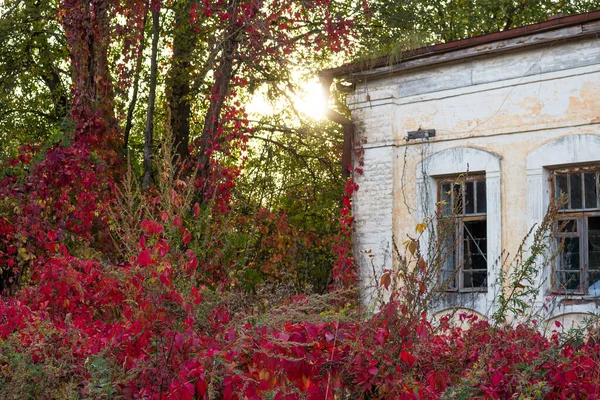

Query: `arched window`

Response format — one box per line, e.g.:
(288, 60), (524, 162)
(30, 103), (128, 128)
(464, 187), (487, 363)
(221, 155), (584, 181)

(416, 147), (501, 314)
(527, 134), (600, 298)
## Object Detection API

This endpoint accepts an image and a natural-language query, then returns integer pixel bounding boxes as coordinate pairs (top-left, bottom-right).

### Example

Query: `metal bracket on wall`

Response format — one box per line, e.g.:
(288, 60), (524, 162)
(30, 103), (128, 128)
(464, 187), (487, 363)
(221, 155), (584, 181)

(405, 129), (436, 141)
(404, 128), (435, 142)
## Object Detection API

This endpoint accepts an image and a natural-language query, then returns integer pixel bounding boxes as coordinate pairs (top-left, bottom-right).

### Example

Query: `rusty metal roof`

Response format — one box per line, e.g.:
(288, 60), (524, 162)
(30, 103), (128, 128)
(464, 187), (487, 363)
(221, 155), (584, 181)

(323, 10), (600, 80)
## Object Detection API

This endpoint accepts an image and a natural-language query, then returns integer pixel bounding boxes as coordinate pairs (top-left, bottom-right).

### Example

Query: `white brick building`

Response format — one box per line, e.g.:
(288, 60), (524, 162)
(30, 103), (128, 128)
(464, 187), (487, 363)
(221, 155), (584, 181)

(324, 12), (600, 327)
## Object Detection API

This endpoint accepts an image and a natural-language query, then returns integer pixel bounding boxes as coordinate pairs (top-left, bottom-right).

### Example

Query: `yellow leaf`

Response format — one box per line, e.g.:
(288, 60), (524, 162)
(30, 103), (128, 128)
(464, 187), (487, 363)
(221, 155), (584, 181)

(259, 369), (270, 381)
(416, 222), (427, 234)
(301, 375), (311, 391)
(18, 247), (29, 261)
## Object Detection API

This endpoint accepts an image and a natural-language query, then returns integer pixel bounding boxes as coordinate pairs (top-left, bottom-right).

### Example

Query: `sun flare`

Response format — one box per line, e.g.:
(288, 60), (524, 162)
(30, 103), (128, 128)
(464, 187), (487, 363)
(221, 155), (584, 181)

(247, 79), (328, 121)
(294, 81), (327, 120)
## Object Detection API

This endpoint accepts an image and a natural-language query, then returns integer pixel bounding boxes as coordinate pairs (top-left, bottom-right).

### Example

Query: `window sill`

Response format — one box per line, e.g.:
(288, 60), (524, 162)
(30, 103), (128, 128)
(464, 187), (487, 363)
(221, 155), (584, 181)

(548, 293), (600, 305)
(445, 289), (488, 294)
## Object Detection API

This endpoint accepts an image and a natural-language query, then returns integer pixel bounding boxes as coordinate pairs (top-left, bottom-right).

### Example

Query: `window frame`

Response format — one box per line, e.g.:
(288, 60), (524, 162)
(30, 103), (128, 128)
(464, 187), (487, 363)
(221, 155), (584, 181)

(438, 175), (488, 293)
(417, 146), (501, 316)
(550, 166), (600, 295)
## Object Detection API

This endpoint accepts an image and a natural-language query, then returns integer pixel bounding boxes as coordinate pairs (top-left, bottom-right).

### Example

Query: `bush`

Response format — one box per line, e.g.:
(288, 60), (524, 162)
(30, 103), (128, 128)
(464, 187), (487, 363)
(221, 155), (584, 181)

(1, 130), (599, 399)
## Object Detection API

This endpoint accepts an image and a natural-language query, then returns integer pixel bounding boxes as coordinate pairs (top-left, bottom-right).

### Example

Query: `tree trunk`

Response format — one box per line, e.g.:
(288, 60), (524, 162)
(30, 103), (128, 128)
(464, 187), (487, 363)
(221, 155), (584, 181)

(124, 0), (150, 155)
(39, 66), (68, 122)
(143, 5), (160, 190)
(168, 0), (196, 163)
(60, 0), (118, 138)
(198, 13), (239, 174)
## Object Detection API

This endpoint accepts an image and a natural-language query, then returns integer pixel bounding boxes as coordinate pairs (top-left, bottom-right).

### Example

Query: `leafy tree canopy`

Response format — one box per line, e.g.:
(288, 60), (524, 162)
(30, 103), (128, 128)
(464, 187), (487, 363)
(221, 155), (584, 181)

(361, 0), (599, 57)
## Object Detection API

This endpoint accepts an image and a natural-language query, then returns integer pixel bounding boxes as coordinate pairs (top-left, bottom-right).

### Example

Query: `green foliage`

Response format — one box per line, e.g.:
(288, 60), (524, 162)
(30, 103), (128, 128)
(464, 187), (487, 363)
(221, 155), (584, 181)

(359, 0), (599, 58)
(0, 333), (79, 399)
(491, 201), (562, 325)
(84, 354), (121, 399)
(0, 0), (70, 158)
(237, 110), (346, 292)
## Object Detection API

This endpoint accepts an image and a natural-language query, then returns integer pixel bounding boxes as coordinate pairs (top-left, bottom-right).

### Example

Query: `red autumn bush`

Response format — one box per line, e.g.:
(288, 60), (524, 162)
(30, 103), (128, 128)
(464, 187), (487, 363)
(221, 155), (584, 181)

(1, 119), (600, 399)
(1, 106), (599, 400)
(0, 3), (599, 398)
(3, 263), (600, 400)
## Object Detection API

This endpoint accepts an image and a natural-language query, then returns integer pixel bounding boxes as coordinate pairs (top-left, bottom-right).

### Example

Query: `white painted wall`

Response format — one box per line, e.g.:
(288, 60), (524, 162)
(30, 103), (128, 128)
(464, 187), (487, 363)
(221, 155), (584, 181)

(348, 29), (600, 323)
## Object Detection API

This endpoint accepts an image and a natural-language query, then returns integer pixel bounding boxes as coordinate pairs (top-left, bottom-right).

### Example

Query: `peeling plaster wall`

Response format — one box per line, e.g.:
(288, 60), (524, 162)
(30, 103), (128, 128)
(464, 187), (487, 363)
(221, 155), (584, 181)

(349, 33), (600, 322)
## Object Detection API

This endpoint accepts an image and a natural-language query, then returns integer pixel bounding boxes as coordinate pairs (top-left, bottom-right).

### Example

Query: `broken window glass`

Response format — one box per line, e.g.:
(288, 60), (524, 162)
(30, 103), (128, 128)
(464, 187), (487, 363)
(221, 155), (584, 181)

(465, 181), (475, 214)
(476, 180), (487, 213)
(585, 173), (598, 210)
(463, 220), (487, 289)
(588, 216), (600, 295)
(570, 173), (583, 210)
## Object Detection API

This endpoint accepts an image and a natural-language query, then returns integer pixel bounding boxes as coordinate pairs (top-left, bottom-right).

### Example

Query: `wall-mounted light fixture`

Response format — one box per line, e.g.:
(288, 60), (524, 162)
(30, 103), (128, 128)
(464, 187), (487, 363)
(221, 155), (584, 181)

(405, 128), (436, 141)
